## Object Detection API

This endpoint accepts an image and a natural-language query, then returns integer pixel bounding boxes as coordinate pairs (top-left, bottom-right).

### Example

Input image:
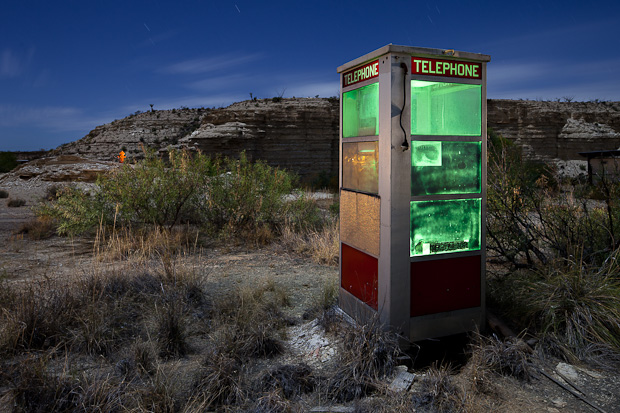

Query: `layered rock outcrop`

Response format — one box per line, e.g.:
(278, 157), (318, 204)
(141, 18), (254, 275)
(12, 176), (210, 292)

(50, 98), (620, 180)
(487, 99), (620, 161)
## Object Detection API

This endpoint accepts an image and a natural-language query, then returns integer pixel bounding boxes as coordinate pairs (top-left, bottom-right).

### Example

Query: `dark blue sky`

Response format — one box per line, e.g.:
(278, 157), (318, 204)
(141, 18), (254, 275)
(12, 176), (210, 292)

(1, 0), (619, 151)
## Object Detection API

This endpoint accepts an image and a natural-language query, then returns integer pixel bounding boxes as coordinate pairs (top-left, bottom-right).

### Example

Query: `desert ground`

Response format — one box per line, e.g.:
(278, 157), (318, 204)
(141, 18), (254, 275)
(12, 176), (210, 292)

(1, 159), (620, 412)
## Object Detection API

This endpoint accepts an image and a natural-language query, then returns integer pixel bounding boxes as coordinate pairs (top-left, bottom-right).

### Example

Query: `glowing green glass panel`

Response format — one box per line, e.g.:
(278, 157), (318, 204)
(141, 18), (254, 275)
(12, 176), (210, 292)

(342, 141), (379, 194)
(411, 141), (481, 196)
(411, 81), (481, 136)
(343, 83), (379, 138)
(410, 198), (481, 257)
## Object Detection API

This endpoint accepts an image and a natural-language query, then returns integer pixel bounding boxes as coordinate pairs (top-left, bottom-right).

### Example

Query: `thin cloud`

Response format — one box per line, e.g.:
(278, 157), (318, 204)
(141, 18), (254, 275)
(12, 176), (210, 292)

(0, 49), (34, 78)
(160, 53), (262, 75)
(488, 57), (620, 101)
(188, 73), (251, 91)
(0, 104), (111, 133)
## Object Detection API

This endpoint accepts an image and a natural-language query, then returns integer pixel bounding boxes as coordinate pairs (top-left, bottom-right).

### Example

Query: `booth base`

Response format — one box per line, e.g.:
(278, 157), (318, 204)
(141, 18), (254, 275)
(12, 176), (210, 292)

(409, 307), (484, 342)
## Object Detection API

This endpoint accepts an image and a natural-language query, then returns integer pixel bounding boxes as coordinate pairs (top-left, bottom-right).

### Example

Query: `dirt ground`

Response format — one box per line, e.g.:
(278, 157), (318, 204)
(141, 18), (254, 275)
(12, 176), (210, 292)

(1, 170), (620, 412)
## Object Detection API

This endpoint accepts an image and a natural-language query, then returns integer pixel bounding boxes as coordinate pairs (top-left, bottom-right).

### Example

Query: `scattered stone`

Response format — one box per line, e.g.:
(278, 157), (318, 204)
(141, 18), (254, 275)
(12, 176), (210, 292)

(388, 365), (415, 392)
(310, 406), (355, 413)
(287, 319), (337, 367)
(551, 398), (567, 408)
(556, 362), (580, 383)
(575, 365), (605, 380)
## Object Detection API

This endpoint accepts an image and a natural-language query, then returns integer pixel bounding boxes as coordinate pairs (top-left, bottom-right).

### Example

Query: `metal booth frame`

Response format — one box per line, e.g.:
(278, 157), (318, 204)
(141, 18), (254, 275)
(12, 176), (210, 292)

(337, 44), (491, 342)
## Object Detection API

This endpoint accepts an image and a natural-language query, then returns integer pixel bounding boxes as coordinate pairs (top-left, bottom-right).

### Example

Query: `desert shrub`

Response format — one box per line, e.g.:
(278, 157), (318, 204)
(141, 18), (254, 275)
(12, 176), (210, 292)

(192, 351), (246, 409)
(0, 281), (81, 354)
(202, 152), (304, 240)
(492, 252), (620, 363)
(411, 363), (465, 413)
(156, 300), (189, 359)
(280, 217), (339, 266)
(0, 189), (8, 198)
(212, 281), (290, 360)
(258, 364), (315, 399)
(37, 150), (321, 243)
(7, 198), (26, 207)
(4, 355), (124, 412)
(0, 151), (18, 172)
(37, 149), (216, 236)
(469, 333), (532, 381)
(36, 185), (103, 236)
(99, 149), (216, 230)
(15, 216), (55, 239)
(326, 315), (400, 402)
(487, 131), (620, 268)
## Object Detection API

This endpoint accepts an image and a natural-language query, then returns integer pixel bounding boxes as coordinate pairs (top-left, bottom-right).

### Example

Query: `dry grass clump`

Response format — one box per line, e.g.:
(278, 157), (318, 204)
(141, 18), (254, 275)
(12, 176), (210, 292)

(1, 355), (124, 412)
(411, 363), (465, 413)
(491, 252), (620, 365)
(14, 215), (55, 239)
(191, 350), (246, 409)
(325, 315), (400, 402)
(7, 198), (26, 207)
(280, 218), (339, 265)
(469, 333), (533, 382)
(258, 364), (316, 399)
(93, 223), (201, 264)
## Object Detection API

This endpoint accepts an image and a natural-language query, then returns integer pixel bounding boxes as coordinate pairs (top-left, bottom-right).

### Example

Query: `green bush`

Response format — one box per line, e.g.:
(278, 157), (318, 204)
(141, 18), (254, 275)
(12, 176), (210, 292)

(37, 150), (320, 241)
(0, 152), (18, 173)
(202, 152), (319, 240)
(487, 131), (617, 268)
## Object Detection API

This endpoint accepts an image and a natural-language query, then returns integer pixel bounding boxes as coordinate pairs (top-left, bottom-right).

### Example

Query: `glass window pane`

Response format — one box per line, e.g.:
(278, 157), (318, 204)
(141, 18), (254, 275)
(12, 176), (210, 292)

(342, 141), (379, 194)
(343, 83), (379, 138)
(410, 198), (481, 257)
(411, 81), (481, 136)
(340, 190), (380, 257)
(411, 141), (481, 196)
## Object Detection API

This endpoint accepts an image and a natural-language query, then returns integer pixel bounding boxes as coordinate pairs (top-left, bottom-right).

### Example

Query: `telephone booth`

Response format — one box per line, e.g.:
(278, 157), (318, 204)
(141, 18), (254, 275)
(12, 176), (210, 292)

(337, 44), (490, 341)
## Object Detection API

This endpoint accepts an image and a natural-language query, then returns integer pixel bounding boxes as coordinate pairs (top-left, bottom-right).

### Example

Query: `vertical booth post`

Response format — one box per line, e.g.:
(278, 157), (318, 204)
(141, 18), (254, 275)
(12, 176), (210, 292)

(337, 45), (490, 341)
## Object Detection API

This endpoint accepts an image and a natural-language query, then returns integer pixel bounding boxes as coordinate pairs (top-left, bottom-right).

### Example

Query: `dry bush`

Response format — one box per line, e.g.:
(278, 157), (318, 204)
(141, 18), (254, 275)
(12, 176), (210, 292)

(0, 280), (82, 354)
(192, 351), (246, 409)
(469, 332), (532, 382)
(280, 218), (339, 265)
(14, 215), (55, 239)
(156, 300), (189, 359)
(246, 388), (297, 413)
(411, 363), (465, 413)
(3, 355), (124, 412)
(258, 364), (316, 399)
(93, 223), (201, 263)
(212, 281), (291, 360)
(7, 198), (26, 207)
(492, 252), (620, 364)
(303, 276), (339, 328)
(325, 315), (400, 402)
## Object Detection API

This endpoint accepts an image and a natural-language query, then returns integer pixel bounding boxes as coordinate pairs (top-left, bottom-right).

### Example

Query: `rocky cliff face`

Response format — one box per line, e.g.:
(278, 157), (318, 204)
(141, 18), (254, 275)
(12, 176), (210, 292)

(176, 98), (340, 182)
(52, 108), (206, 161)
(52, 98), (620, 181)
(53, 98), (339, 182)
(487, 99), (620, 161)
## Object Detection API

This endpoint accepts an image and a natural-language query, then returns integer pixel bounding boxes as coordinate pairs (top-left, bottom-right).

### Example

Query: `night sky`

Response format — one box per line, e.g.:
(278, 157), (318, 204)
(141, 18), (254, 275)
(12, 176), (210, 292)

(1, 0), (619, 151)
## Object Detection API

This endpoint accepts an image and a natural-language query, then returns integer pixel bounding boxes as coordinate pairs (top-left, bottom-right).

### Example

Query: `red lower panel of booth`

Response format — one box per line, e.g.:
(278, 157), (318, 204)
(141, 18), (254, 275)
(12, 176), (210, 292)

(341, 243), (378, 310)
(410, 255), (480, 317)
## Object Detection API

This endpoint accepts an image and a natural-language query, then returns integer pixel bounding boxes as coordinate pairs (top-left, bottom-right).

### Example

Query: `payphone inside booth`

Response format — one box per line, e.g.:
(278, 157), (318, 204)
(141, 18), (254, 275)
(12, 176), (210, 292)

(337, 45), (490, 342)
